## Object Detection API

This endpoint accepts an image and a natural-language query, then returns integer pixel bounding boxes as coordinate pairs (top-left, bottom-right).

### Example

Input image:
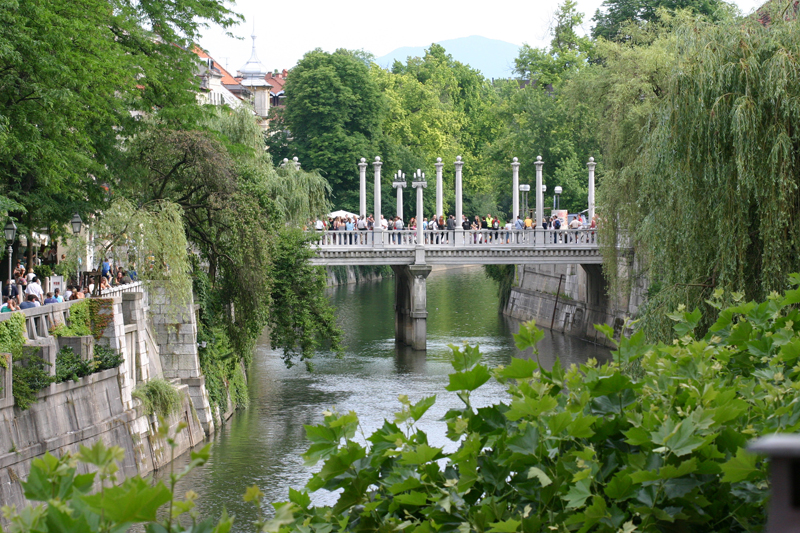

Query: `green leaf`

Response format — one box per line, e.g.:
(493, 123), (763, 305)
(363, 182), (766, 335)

(79, 478), (172, 523)
(409, 395), (436, 421)
(568, 415), (598, 439)
(721, 448), (759, 482)
(594, 323), (616, 344)
(496, 357), (539, 380)
(450, 343), (483, 371)
(288, 488), (311, 509)
(514, 320), (545, 351)
(604, 473), (633, 500)
(488, 518), (521, 532)
(400, 444), (443, 465)
(527, 467), (552, 487)
(445, 365), (491, 392)
(394, 491), (428, 506)
(507, 394), (559, 421)
(564, 478), (592, 509)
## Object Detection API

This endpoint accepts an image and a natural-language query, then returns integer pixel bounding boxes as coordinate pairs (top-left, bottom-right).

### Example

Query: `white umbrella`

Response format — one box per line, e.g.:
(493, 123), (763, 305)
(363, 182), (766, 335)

(328, 210), (358, 219)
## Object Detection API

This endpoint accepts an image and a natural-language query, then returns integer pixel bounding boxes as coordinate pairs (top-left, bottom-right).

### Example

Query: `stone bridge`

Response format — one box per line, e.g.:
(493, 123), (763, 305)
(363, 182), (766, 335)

(309, 155), (606, 351)
(310, 228), (604, 350)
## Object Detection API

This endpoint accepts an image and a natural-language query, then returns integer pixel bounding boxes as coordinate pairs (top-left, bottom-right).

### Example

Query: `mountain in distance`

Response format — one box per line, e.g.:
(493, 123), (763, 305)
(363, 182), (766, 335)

(375, 35), (520, 80)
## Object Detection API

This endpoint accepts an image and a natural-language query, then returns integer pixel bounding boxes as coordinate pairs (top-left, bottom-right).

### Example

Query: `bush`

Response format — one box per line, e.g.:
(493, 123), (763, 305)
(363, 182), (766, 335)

(55, 346), (91, 383)
(264, 276), (800, 533)
(93, 344), (123, 371)
(35, 264), (53, 278)
(132, 378), (182, 418)
(50, 300), (92, 337)
(13, 349), (53, 409)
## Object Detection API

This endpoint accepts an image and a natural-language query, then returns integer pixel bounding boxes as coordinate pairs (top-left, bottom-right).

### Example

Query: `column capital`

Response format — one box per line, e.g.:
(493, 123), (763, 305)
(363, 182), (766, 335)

(587, 156), (596, 171)
(511, 156), (520, 170)
(454, 155), (464, 170)
(358, 157), (367, 169)
(534, 155), (544, 168)
(392, 171), (407, 189)
(373, 156), (382, 169)
(412, 169), (427, 189)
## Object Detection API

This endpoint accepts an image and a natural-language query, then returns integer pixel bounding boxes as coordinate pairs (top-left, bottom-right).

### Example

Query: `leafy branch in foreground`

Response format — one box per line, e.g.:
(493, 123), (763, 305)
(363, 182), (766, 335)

(265, 276), (800, 532)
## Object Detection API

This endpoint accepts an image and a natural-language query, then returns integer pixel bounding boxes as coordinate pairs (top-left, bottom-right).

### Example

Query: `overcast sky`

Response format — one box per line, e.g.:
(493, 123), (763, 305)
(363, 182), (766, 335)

(199, 0), (764, 74)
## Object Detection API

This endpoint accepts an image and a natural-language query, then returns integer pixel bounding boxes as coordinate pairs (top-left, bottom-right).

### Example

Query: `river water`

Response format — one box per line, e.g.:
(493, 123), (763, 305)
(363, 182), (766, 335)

(158, 266), (608, 530)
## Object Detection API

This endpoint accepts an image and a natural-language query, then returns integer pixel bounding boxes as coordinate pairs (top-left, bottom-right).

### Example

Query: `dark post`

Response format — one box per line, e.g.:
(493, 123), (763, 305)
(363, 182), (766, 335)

(749, 434), (800, 532)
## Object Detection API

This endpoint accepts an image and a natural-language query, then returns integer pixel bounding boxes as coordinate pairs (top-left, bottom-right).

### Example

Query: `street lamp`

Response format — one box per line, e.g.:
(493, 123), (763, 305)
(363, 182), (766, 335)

(71, 213), (82, 286)
(519, 184), (530, 215)
(554, 186), (563, 210)
(4, 219), (16, 285)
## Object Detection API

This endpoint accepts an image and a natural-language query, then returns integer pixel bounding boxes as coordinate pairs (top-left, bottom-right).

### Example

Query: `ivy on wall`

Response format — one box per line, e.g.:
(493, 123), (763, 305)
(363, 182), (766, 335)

(50, 299), (114, 340)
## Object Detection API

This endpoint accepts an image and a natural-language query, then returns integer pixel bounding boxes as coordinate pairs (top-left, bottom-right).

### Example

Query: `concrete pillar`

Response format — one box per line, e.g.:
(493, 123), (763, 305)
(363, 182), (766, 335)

(435, 157), (443, 217)
(535, 155), (544, 229)
(392, 171), (407, 221)
(392, 264), (432, 350)
(587, 157), (596, 224)
(455, 156), (464, 244)
(512, 157), (520, 222)
(359, 157), (367, 217)
(373, 157), (383, 245)
(412, 169), (427, 232)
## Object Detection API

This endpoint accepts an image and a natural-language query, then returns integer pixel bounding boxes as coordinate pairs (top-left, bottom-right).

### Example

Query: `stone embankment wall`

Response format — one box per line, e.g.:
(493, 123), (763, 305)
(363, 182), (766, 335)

(0, 282), (222, 511)
(504, 264), (645, 346)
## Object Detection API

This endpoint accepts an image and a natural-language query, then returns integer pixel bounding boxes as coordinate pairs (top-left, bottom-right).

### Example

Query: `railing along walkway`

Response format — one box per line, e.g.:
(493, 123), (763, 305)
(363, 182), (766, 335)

(312, 228), (598, 248)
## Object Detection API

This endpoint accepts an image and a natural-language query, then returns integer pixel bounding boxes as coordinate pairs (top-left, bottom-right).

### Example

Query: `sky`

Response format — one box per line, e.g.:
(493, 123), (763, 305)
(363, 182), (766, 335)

(199, 0), (764, 75)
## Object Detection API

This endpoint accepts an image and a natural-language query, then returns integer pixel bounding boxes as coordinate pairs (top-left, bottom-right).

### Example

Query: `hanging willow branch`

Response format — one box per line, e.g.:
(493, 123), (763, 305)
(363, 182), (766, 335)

(606, 8), (800, 340)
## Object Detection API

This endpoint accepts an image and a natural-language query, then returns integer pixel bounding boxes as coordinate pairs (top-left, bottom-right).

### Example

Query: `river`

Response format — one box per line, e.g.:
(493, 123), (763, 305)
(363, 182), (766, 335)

(157, 265), (608, 530)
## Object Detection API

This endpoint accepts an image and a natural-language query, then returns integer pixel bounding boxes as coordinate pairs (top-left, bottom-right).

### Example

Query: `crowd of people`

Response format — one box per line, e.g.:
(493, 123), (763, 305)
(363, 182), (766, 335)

(311, 212), (597, 245)
(0, 258), (137, 313)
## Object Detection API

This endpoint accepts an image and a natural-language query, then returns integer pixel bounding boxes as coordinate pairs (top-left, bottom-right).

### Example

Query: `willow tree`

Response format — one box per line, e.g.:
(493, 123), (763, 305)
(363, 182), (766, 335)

(603, 6), (800, 339)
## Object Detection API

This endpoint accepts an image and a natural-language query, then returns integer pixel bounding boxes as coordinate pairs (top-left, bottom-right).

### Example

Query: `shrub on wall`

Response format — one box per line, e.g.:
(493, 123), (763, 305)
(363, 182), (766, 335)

(132, 378), (182, 418)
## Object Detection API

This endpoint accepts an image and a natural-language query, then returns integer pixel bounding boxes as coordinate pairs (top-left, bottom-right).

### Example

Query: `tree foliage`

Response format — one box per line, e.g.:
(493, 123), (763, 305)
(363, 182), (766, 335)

(264, 279), (800, 533)
(591, 0), (727, 40)
(0, 0), (239, 266)
(595, 8), (800, 339)
(269, 49), (385, 212)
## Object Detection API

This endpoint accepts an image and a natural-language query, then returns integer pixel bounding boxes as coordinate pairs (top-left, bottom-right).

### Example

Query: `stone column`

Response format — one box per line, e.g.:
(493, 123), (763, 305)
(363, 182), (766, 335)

(412, 169), (426, 235)
(293, 156), (301, 170)
(535, 155), (544, 230)
(455, 156), (464, 244)
(373, 156), (383, 245)
(392, 171), (407, 221)
(358, 157), (367, 217)
(454, 156), (463, 223)
(512, 157), (520, 222)
(587, 157), (596, 224)
(435, 157), (443, 217)
(392, 264), (432, 350)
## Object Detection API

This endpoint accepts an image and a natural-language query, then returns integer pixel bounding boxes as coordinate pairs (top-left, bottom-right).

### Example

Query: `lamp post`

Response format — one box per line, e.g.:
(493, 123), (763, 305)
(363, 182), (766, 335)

(4, 219), (16, 285)
(519, 184), (530, 215)
(71, 213), (82, 286)
(554, 186), (562, 211)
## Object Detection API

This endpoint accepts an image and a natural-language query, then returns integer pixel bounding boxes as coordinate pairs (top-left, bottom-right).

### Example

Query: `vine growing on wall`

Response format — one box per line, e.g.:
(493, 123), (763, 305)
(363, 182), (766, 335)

(0, 312), (25, 364)
(50, 299), (114, 339)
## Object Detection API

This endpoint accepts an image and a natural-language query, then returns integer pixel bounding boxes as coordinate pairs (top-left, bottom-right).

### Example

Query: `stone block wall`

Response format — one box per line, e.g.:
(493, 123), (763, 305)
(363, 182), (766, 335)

(504, 263), (635, 346)
(150, 286), (215, 435)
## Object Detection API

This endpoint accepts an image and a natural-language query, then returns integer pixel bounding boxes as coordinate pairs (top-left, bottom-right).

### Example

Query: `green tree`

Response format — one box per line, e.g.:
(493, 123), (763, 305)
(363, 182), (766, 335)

(515, 0), (594, 86)
(269, 49), (386, 212)
(117, 108), (338, 366)
(591, 0), (727, 40)
(0, 0), (239, 268)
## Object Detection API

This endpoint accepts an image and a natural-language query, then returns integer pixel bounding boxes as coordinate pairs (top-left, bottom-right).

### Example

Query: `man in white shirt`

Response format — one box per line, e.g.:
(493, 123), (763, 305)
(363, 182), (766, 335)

(380, 216), (388, 231)
(25, 276), (44, 303)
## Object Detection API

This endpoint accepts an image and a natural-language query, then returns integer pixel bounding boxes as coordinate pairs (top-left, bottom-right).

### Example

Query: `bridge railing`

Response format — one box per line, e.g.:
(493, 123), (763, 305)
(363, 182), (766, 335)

(310, 229), (598, 248)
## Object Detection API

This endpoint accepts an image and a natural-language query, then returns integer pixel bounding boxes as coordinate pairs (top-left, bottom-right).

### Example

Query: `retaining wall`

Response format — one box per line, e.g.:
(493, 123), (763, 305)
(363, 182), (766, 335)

(0, 282), (219, 511)
(504, 264), (644, 346)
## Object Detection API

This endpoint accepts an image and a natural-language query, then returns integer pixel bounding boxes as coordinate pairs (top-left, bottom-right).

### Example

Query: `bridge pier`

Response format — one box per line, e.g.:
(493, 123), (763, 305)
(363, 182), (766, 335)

(392, 264), (432, 350)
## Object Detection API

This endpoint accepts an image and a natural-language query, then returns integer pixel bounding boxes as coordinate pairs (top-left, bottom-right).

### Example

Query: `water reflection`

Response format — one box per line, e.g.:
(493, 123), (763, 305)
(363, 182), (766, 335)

(156, 266), (609, 531)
